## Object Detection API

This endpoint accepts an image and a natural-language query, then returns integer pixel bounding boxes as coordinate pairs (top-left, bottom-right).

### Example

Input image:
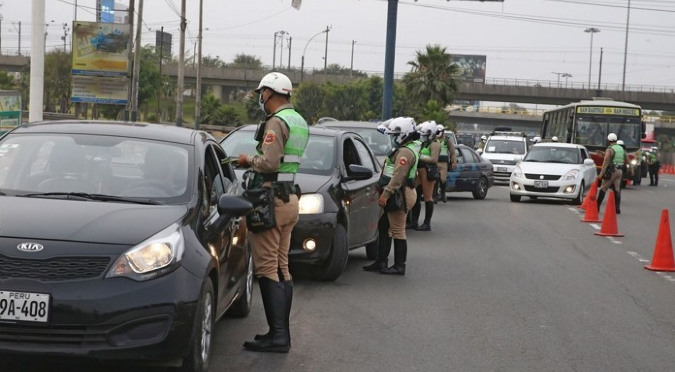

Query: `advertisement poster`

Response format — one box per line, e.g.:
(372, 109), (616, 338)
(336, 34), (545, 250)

(71, 21), (131, 76)
(71, 75), (128, 105)
(0, 93), (22, 133)
(451, 54), (487, 83)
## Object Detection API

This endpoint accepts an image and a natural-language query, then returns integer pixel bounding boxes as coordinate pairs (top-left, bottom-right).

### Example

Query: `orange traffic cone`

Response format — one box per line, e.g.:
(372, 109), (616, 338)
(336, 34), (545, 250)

(581, 185), (601, 222)
(594, 191), (624, 237)
(645, 209), (675, 272)
(579, 180), (598, 210)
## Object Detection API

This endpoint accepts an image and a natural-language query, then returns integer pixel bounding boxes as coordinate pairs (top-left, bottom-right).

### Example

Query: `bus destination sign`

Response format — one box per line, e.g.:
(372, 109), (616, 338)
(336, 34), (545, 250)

(576, 107), (641, 116)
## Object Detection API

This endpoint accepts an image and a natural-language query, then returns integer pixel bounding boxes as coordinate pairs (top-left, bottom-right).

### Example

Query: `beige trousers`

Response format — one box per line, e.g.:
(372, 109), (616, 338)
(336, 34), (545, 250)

(249, 194), (299, 281)
(387, 187), (417, 240)
(600, 169), (623, 193)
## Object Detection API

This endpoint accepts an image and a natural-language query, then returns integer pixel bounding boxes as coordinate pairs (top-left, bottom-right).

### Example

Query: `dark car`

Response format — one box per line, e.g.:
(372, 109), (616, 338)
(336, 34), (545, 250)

(456, 133), (476, 149)
(0, 121), (254, 371)
(444, 144), (495, 199)
(316, 120), (392, 167)
(220, 125), (381, 281)
(95, 33), (129, 53)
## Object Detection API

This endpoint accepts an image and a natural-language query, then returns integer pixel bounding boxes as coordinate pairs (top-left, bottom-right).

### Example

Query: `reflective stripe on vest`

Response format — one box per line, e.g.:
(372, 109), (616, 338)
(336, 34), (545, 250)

(438, 138), (448, 156)
(611, 144), (625, 165)
(273, 108), (309, 174)
(382, 143), (419, 181)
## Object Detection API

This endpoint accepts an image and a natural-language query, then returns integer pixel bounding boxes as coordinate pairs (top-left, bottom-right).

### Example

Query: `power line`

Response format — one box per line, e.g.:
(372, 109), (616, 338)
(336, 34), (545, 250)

(544, 0), (675, 13)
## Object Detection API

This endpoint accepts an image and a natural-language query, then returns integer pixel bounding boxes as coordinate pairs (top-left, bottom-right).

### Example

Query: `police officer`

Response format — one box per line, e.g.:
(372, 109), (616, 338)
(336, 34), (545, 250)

(596, 133), (626, 214)
(238, 72), (309, 353)
(647, 147), (660, 186)
(363, 117), (419, 276)
(409, 121), (441, 231)
(434, 125), (457, 204)
(476, 135), (487, 152)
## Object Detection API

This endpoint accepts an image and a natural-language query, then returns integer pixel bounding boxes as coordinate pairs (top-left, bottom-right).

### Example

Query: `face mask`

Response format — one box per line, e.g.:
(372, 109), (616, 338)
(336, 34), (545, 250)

(258, 89), (268, 113)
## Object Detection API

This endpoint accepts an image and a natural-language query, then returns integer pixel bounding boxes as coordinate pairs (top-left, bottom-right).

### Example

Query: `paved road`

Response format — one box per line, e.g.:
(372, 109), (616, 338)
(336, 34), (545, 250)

(9, 174), (675, 372)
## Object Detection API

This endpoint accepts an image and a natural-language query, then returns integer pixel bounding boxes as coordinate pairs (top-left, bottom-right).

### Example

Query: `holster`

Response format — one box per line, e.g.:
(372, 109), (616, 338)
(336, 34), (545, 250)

(274, 182), (293, 203)
(243, 187), (276, 233)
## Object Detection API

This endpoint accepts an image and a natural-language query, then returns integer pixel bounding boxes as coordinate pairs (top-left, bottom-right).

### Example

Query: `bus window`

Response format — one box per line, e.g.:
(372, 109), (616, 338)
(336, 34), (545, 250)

(610, 117), (640, 149)
(576, 116), (606, 147)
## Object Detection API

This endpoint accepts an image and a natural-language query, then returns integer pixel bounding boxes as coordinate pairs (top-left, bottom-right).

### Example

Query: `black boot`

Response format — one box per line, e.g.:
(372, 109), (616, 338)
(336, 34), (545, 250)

(614, 192), (621, 214)
(380, 239), (406, 276)
(243, 277), (289, 353)
(440, 181), (447, 203)
(596, 190), (606, 212)
(363, 236), (391, 272)
(407, 202), (420, 230)
(254, 273), (293, 348)
(416, 201), (434, 231)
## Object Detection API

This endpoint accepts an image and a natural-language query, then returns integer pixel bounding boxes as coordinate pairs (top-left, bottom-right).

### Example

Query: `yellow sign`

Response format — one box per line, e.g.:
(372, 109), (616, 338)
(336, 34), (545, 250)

(72, 21), (131, 76)
(71, 75), (128, 105)
(576, 106), (641, 116)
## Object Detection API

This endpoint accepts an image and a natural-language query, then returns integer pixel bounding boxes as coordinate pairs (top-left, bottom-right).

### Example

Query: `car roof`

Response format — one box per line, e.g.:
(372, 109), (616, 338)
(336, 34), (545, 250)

(487, 135), (527, 141)
(531, 142), (581, 149)
(234, 124), (347, 137)
(315, 121), (381, 129)
(11, 120), (204, 145)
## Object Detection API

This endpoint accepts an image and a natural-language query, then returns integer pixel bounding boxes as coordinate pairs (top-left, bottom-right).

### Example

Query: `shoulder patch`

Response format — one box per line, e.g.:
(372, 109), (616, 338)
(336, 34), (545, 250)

(398, 157), (407, 166)
(263, 130), (276, 145)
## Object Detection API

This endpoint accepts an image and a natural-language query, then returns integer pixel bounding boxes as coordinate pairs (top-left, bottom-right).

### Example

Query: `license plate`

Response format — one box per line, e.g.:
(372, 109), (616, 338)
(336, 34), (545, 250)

(0, 291), (50, 323)
(534, 180), (548, 188)
(497, 167), (507, 172)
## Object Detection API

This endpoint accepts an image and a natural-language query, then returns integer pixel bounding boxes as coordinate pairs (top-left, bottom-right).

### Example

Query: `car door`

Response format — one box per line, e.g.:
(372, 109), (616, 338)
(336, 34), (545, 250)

(201, 144), (237, 315)
(580, 147), (596, 189)
(446, 148), (462, 189)
(340, 136), (377, 248)
(351, 136), (380, 244)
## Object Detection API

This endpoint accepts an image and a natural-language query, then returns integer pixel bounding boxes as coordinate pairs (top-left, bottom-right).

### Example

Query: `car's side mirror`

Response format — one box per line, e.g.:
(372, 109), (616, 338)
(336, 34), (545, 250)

(344, 164), (373, 181)
(217, 195), (253, 222)
(583, 158), (596, 166)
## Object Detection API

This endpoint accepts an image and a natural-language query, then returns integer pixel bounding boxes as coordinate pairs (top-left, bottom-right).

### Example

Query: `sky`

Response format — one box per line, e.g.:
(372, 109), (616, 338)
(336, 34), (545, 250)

(1, 0), (674, 91)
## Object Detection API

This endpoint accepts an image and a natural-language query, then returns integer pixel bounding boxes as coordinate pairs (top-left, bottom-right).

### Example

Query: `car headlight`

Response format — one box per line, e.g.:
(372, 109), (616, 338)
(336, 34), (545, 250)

(631, 159), (637, 165)
(106, 224), (185, 281)
(512, 166), (523, 179)
(562, 169), (580, 180)
(299, 193), (324, 214)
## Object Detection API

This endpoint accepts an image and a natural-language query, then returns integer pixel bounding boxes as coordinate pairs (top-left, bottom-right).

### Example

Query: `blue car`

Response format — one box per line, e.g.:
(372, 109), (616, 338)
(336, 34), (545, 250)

(444, 144), (495, 200)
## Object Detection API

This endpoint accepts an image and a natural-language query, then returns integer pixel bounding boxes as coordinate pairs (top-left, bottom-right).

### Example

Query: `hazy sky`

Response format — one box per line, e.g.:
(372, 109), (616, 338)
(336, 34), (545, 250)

(1, 0), (674, 89)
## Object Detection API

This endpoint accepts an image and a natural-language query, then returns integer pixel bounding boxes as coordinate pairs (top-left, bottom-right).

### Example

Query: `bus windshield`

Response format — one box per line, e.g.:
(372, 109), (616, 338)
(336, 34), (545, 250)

(575, 115), (641, 149)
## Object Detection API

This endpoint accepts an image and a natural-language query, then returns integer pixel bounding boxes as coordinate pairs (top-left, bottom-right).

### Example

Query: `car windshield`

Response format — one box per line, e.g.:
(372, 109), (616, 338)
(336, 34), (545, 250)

(525, 146), (580, 164)
(221, 130), (336, 176)
(330, 127), (392, 156)
(0, 134), (192, 202)
(485, 139), (526, 154)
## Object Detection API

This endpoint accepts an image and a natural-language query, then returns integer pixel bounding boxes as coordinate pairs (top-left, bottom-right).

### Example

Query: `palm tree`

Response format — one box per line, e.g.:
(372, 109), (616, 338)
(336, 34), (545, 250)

(201, 94), (222, 125)
(403, 44), (459, 108)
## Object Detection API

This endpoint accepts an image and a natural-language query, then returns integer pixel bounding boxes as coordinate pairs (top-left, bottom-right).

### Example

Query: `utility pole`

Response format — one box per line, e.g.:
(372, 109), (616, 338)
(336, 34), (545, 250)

(584, 27), (599, 89)
(279, 31), (286, 69)
(14, 21), (21, 55)
(176, 0), (186, 127)
(29, 0), (45, 123)
(350, 40), (356, 77)
(156, 26), (164, 123)
(61, 23), (68, 51)
(123, 0), (134, 121)
(272, 32), (277, 70)
(287, 37), (292, 69)
(597, 47), (604, 91)
(621, 0), (631, 93)
(195, 0), (203, 131)
(0, 13), (3, 53)
(382, 0), (398, 120)
(323, 25), (330, 77)
(129, 0), (143, 122)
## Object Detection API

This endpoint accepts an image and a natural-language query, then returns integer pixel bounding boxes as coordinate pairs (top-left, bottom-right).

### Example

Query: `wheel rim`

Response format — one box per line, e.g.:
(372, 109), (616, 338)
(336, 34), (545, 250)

(479, 179), (487, 195)
(200, 292), (213, 363)
(245, 255), (254, 306)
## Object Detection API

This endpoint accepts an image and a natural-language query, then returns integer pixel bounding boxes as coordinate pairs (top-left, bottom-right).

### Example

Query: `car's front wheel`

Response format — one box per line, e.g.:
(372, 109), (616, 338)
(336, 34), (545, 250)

(472, 176), (489, 200)
(180, 280), (214, 372)
(510, 194), (521, 202)
(571, 181), (585, 205)
(311, 224), (348, 282)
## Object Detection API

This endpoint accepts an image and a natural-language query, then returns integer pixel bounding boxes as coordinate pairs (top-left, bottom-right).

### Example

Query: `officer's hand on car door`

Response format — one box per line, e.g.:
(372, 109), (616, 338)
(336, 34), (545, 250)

(378, 195), (388, 208)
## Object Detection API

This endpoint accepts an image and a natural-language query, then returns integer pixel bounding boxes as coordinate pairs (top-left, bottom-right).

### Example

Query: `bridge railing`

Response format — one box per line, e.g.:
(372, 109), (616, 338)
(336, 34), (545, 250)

(481, 77), (675, 94)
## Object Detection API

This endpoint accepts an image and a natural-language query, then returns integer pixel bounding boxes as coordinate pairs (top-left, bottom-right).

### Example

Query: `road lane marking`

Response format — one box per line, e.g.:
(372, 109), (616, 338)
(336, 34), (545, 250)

(608, 237), (622, 245)
(590, 224), (601, 230)
(627, 251), (650, 263)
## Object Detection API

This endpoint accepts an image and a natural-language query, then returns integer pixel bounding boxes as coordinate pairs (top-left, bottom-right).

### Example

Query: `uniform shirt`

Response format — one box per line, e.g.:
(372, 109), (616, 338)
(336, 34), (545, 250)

(419, 141), (440, 165)
(598, 145), (627, 178)
(382, 147), (416, 199)
(246, 103), (295, 174)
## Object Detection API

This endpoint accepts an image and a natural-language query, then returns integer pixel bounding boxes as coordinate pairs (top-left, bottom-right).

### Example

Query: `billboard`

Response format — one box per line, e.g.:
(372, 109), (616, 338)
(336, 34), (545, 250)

(155, 30), (173, 57)
(71, 21), (131, 76)
(100, 0), (115, 23)
(0, 91), (21, 133)
(71, 75), (128, 105)
(114, 2), (129, 24)
(451, 54), (486, 83)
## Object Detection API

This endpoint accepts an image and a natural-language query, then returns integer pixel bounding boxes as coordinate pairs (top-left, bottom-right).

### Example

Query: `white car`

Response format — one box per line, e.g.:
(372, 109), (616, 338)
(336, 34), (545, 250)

(509, 143), (597, 204)
(480, 132), (529, 183)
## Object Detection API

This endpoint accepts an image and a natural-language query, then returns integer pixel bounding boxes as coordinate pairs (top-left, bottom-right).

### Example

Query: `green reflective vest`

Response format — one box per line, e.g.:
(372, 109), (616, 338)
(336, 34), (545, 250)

(611, 144), (625, 165)
(437, 138), (449, 157)
(256, 108), (309, 176)
(382, 142), (419, 182)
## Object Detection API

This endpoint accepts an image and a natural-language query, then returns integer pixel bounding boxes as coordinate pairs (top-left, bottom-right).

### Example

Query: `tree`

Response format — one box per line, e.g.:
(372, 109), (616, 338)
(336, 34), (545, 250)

(201, 94), (222, 125)
(419, 100), (452, 128)
(293, 83), (326, 124)
(403, 44), (459, 108)
(243, 93), (265, 123)
(0, 71), (16, 90)
(214, 105), (242, 126)
(313, 63), (367, 77)
(228, 54), (263, 69)
(202, 55), (226, 69)
(44, 50), (72, 113)
(323, 83), (368, 121)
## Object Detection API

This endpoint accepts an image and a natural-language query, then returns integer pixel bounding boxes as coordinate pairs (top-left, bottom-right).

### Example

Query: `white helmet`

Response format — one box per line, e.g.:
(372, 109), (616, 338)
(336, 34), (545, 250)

(617, 140), (624, 146)
(417, 121), (439, 142)
(436, 124), (446, 136)
(481, 135), (487, 141)
(607, 133), (617, 142)
(530, 136), (542, 143)
(377, 117), (418, 145)
(551, 136), (559, 142)
(255, 72), (293, 96)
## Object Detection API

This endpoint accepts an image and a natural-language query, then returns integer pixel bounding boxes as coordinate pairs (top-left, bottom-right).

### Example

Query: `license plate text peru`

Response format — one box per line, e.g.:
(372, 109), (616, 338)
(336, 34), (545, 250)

(534, 180), (548, 188)
(0, 291), (50, 323)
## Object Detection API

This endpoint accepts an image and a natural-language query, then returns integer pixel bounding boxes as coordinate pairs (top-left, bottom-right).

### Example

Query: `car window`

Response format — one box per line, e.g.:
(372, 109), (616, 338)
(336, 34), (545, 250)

(460, 148), (476, 164)
(204, 145), (226, 216)
(343, 138), (360, 169)
(351, 137), (377, 172)
(524, 146), (579, 164)
(580, 148), (590, 160)
(211, 144), (235, 191)
(456, 149), (465, 164)
(485, 139), (526, 154)
(337, 127), (392, 157)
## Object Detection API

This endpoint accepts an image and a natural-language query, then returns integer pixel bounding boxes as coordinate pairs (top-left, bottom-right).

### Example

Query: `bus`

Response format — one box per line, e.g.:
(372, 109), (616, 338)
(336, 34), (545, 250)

(541, 98), (645, 179)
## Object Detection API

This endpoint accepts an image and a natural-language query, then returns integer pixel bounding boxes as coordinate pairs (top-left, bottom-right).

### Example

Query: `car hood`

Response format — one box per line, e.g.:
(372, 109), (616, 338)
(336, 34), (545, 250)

(483, 153), (522, 161)
(518, 162), (580, 175)
(233, 169), (333, 195)
(0, 197), (187, 244)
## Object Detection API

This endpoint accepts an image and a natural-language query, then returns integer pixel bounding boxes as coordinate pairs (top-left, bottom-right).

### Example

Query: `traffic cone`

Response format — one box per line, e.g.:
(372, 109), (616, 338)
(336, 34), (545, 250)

(645, 209), (675, 272)
(579, 180), (598, 210)
(594, 191), (624, 237)
(581, 186), (601, 222)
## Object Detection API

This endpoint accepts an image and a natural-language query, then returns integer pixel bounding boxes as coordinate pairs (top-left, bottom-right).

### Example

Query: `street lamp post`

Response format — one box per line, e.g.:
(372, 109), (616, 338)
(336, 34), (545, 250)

(621, 0), (632, 93)
(584, 27), (600, 89)
(562, 72), (572, 88)
(300, 28), (329, 82)
(350, 40), (356, 77)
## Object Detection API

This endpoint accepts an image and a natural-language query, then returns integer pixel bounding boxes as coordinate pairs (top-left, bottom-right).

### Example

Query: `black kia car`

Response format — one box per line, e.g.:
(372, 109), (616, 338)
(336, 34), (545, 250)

(0, 121), (254, 372)
(221, 125), (381, 281)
